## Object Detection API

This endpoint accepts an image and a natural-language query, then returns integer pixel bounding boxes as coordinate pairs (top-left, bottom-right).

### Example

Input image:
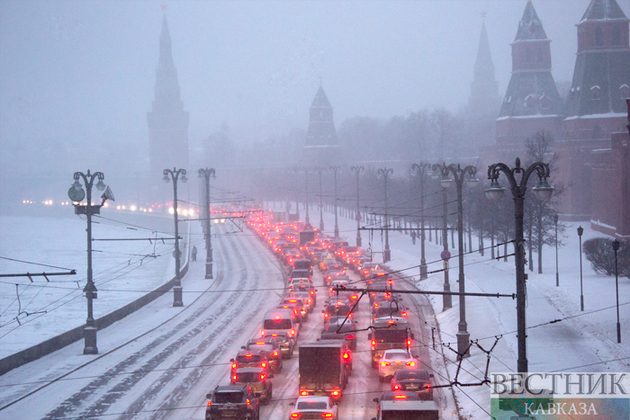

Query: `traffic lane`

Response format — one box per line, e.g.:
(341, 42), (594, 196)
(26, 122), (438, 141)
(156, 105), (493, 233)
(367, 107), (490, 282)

(0, 225), (286, 420)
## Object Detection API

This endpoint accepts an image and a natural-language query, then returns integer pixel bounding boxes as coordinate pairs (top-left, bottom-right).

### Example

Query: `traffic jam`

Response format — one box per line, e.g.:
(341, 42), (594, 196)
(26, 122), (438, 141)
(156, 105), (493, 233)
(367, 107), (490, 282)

(204, 211), (440, 420)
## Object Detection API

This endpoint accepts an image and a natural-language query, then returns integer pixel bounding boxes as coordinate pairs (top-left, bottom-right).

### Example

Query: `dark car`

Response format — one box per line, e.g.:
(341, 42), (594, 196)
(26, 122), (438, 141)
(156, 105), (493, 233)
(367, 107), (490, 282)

(391, 369), (434, 400)
(322, 319), (358, 350)
(205, 384), (260, 420)
(323, 300), (352, 325)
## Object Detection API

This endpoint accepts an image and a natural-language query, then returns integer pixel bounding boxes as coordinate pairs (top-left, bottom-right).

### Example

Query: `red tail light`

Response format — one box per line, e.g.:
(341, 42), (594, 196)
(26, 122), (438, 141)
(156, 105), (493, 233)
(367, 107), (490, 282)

(371, 340), (376, 346)
(291, 414), (302, 418)
(406, 361), (416, 366)
(407, 339), (412, 346)
(232, 363), (237, 369)
(331, 390), (340, 396)
(261, 330), (265, 336)
(425, 383), (432, 389)
(343, 351), (350, 359)
(402, 311), (408, 318)
(246, 399), (251, 406)
(345, 334), (355, 340)
(273, 351), (279, 357)
(262, 362), (267, 368)
(321, 414), (333, 418)
(290, 329), (295, 336)
(300, 391), (309, 396)
(260, 373), (266, 380)
(393, 384), (400, 390)
(381, 361), (391, 366)
(232, 374), (237, 381)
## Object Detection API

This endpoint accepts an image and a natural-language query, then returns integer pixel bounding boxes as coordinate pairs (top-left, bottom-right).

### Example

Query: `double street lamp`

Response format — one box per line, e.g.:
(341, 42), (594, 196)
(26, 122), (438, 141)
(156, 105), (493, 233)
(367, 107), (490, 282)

(163, 168), (187, 307)
(378, 168), (393, 262)
(485, 157), (554, 373)
(412, 162), (432, 280)
(351, 165), (364, 247)
(431, 164), (452, 311)
(198, 168), (216, 279)
(433, 163), (479, 358)
(68, 170), (115, 355)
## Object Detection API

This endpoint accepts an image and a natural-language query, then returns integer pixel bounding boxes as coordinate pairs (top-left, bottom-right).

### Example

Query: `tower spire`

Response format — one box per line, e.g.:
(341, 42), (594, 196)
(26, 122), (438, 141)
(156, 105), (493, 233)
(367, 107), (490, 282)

(469, 19), (499, 113)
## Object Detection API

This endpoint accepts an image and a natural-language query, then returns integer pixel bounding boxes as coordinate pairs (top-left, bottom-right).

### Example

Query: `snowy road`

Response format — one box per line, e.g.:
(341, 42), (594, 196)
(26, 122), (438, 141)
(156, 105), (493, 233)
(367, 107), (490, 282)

(0, 220), (449, 419)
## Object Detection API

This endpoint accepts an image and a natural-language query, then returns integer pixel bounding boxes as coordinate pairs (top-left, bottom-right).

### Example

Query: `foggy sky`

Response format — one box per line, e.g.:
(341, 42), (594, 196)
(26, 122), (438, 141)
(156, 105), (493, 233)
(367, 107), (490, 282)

(1, 0), (629, 183)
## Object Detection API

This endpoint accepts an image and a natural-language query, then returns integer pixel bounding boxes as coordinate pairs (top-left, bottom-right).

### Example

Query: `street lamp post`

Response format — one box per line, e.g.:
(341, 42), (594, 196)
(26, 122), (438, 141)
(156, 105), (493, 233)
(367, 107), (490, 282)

(351, 165), (364, 247)
(554, 214), (559, 287)
(198, 168), (216, 279)
(163, 168), (187, 307)
(577, 226), (584, 311)
(330, 166), (341, 239)
(485, 157), (554, 373)
(378, 168), (393, 262)
(304, 169), (310, 226)
(317, 167), (325, 232)
(431, 165), (452, 311)
(412, 163), (432, 280)
(68, 170), (114, 355)
(434, 163), (478, 358)
(612, 239), (621, 343)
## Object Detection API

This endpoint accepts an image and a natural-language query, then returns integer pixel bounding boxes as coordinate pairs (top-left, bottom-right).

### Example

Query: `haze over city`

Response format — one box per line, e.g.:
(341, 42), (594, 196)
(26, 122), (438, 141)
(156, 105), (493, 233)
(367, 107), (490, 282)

(3, 0), (629, 200)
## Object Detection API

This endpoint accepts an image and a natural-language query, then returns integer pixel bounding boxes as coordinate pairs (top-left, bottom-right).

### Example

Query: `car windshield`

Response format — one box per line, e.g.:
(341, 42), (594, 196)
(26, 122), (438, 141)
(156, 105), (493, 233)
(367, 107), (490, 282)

(213, 392), (243, 404)
(234, 372), (262, 383)
(385, 352), (410, 361)
(264, 319), (292, 329)
(382, 411), (426, 420)
(297, 401), (327, 410)
(236, 354), (262, 363)
(397, 370), (429, 381)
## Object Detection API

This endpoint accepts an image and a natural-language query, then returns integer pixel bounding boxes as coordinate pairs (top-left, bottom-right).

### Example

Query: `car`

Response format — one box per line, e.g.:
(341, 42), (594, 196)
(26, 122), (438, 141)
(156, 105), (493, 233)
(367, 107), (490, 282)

(323, 300), (352, 324)
(289, 395), (339, 420)
(265, 330), (294, 359)
(322, 319), (358, 350)
(360, 262), (381, 279)
(279, 297), (309, 321)
(231, 367), (273, 405)
(243, 339), (283, 373)
(205, 385), (260, 420)
(391, 369), (434, 400)
(289, 282), (317, 305)
(372, 391), (431, 420)
(230, 349), (270, 377)
(289, 290), (315, 313)
(378, 349), (420, 382)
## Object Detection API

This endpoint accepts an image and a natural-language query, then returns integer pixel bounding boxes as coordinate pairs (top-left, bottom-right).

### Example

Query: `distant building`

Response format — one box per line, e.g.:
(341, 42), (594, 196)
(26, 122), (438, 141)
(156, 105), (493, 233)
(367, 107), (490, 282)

(465, 17), (501, 154)
(302, 85), (341, 166)
(494, 0), (564, 152)
(481, 0), (630, 237)
(147, 13), (189, 204)
(556, 0), (630, 233)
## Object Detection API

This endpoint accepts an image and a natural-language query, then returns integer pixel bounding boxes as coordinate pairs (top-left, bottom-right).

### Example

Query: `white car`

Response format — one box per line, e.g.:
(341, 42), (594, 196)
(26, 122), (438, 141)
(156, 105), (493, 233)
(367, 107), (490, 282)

(290, 395), (338, 419)
(378, 349), (419, 382)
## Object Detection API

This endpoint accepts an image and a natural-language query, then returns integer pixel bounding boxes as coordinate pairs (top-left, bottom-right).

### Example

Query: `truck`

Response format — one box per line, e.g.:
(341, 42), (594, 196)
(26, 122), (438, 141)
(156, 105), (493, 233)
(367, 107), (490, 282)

(372, 398), (439, 420)
(299, 230), (315, 246)
(298, 341), (346, 402)
(368, 317), (414, 368)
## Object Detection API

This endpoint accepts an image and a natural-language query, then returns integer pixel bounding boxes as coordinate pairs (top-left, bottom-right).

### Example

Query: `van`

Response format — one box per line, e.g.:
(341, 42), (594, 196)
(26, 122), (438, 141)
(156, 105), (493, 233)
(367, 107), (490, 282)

(261, 309), (298, 345)
(292, 259), (313, 276)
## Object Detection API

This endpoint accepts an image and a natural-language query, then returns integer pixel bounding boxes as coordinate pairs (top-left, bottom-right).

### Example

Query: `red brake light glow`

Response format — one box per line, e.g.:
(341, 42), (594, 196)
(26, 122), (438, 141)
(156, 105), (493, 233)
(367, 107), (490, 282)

(291, 413), (302, 418)
(331, 390), (340, 396)
(394, 395), (407, 400)
(381, 362), (391, 366)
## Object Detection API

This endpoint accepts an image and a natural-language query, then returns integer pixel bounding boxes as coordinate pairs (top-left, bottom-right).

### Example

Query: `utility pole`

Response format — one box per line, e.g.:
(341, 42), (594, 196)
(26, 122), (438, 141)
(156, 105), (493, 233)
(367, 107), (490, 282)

(330, 166), (341, 239)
